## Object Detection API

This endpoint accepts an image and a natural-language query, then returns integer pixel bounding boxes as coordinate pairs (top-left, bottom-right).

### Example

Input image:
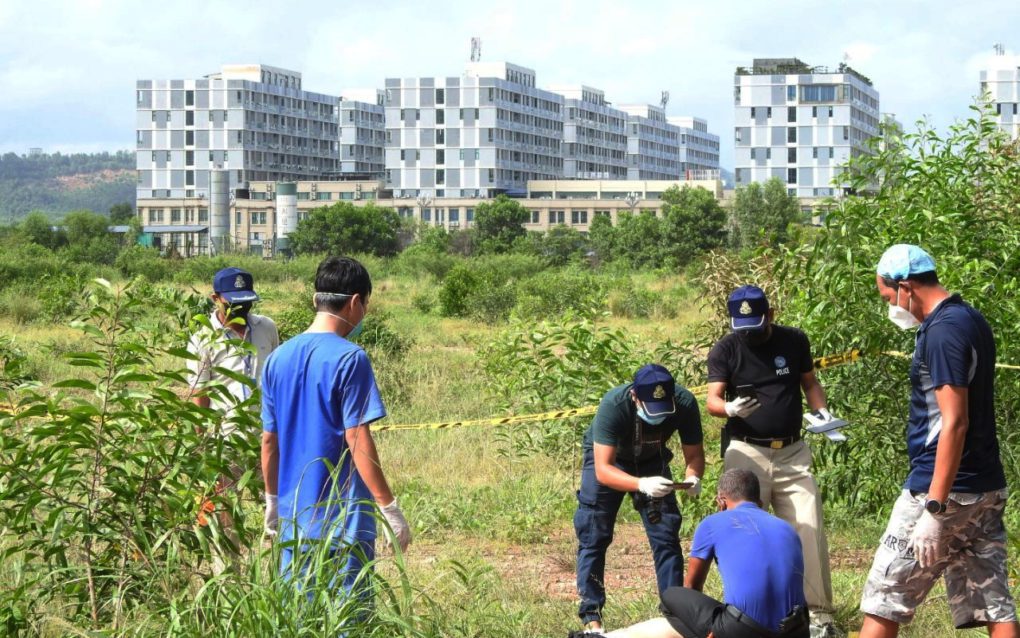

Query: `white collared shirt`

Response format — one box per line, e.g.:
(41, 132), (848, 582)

(187, 312), (279, 435)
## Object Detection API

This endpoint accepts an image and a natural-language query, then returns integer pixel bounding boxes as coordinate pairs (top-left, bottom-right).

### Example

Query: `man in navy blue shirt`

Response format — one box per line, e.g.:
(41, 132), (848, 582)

(568, 469), (808, 638)
(261, 256), (411, 596)
(860, 245), (1017, 638)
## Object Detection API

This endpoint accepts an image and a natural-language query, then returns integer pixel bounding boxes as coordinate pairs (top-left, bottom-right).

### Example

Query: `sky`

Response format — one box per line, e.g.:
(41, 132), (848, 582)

(1, 0), (1018, 170)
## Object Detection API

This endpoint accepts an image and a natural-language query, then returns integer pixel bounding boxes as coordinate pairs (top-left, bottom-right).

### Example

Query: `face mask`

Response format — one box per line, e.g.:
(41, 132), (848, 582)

(636, 404), (667, 425)
(315, 294), (365, 339)
(738, 328), (769, 346)
(887, 288), (920, 330)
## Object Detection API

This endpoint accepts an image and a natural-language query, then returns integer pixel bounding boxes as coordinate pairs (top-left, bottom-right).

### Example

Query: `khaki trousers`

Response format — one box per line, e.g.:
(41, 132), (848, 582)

(724, 439), (834, 617)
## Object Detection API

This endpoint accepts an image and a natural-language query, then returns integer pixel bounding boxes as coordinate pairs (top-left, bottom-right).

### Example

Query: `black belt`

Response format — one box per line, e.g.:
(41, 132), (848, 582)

(725, 604), (807, 637)
(733, 434), (801, 449)
(725, 605), (776, 636)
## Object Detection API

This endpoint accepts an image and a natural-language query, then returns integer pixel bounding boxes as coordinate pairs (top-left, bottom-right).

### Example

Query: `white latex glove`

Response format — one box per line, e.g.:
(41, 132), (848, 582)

(381, 498), (412, 552)
(817, 408), (834, 421)
(264, 493), (279, 537)
(724, 396), (761, 418)
(681, 475), (702, 497)
(910, 510), (945, 569)
(638, 476), (674, 498)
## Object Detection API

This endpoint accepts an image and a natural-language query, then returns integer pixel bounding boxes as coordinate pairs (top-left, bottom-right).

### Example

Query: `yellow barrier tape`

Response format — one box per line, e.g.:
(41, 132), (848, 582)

(376, 348), (1020, 432)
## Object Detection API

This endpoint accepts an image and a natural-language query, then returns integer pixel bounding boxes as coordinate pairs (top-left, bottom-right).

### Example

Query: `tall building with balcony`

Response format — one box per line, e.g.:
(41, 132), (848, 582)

(668, 116), (720, 177)
(135, 64), (340, 201)
(981, 47), (1020, 139)
(383, 61), (564, 198)
(733, 57), (880, 198)
(339, 89), (386, 177)
(548, 85), (628, 179)
(619, 104), (682, 180)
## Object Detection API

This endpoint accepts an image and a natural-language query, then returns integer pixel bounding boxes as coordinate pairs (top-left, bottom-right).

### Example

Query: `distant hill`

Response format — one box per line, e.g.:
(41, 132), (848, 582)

(0, 151), (135, 222)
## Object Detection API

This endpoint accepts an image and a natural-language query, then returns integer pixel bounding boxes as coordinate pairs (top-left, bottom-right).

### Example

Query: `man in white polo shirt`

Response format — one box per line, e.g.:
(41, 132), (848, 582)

(187, 267), (279, 560)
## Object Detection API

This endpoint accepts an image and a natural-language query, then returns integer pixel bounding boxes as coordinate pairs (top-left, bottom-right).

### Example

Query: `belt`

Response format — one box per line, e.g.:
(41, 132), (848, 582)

(725, 605), (807, 638)
(725, 605), (776, 636)
(733, 434), (801, 449)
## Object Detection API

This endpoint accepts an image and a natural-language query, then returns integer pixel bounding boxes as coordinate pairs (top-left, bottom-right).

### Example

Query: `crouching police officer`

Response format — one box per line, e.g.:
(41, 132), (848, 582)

(574, 364), (706, 634)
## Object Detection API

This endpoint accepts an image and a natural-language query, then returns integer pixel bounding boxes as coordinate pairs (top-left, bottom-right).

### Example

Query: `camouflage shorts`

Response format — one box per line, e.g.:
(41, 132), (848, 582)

(860, 489), (1017, 628)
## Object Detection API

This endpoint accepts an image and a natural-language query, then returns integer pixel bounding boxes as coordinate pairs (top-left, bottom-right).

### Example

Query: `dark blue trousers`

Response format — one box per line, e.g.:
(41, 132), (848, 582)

(573, 449), (684, 624)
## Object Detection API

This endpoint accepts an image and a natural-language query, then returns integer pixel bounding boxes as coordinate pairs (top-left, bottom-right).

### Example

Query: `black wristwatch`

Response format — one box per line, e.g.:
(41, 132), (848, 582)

(924, 499), (947, 515)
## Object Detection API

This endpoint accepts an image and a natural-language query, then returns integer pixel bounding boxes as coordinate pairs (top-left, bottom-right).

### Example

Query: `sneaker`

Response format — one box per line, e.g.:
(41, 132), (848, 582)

(810, 622), (843, 638)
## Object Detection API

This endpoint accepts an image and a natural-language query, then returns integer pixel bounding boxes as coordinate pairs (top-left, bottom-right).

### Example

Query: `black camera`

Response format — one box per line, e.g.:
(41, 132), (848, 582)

(631, 492), (664, 525)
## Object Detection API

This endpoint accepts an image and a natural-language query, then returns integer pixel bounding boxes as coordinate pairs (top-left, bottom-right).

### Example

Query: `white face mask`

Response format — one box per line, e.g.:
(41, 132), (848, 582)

(887, 287), (920, 330)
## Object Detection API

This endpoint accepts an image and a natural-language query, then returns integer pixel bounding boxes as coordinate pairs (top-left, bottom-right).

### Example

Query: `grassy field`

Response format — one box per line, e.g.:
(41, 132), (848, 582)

(0, 268), (1005, 637)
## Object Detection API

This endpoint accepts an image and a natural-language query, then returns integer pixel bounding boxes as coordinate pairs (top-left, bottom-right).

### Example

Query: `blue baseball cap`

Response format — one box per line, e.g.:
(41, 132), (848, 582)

(213, 267), (259, 303)
(877, 244), (936, 281)
(728, 285), (769, 331)
(633, 364), (676, 417)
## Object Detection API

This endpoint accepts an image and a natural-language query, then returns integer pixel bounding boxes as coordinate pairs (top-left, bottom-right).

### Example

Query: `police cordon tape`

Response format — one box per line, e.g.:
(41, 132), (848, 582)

(373, 348), (1020, 433)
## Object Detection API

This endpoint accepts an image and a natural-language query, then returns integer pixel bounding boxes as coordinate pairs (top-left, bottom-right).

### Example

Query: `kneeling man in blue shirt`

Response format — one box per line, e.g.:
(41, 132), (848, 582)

(570, 468), (809, 638)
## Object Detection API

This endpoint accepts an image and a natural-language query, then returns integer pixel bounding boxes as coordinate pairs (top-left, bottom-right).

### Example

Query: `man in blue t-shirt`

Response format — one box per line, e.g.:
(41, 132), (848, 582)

(568, 469), (808, 638)
(260, 256), (411, 593)
(859, 245), (1017, 637)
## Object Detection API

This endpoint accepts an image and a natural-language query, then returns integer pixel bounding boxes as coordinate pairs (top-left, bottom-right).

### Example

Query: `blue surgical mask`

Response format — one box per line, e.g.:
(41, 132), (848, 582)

(637, 404), (667, 425)
(315, 296), (365, 340)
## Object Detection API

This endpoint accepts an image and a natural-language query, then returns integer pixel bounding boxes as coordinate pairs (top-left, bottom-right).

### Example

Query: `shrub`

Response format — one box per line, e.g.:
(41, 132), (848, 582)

(115, 245), (174, 281)
(513, 268), (607, 319)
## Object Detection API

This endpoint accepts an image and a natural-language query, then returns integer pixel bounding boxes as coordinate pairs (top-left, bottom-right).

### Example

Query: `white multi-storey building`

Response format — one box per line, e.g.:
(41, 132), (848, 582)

(383, 61), (564, 198)
(135, 64), (340, 201)
(619, 104), (682, 180)
(668, 116), (720, 177)
(733, 58), (880, 198)
(339, 89), (386, 177)
(549, 85), (629, 180)
(981, 47), (1020, 139)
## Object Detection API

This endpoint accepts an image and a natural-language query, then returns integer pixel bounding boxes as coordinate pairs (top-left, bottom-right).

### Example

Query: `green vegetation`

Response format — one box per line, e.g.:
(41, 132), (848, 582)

(0, 151), (135, 222)
(2, 107), (1019, 635)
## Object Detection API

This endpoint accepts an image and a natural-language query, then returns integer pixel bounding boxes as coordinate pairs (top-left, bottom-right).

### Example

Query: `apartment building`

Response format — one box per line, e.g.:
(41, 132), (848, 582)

(339, 89), (386, 177)
(135, 64), (340, 201)
(548, 85), (629, 180)
(981, 47), (1020, 139)
(619, 104), (682, 180)
(733, 57), (880, 199)
(668, 116), (721, 177)
(383, 61), (565, 199)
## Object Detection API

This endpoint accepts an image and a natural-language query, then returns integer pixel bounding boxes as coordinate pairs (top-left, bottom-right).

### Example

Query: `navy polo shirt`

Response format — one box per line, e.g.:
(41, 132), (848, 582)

(906, 294), (1005, 493)
(690, 503), (805, 631)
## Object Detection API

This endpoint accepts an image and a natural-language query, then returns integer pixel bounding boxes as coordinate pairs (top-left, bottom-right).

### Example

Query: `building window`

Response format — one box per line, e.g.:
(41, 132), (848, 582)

(828, 106), (834, 117)
(436, 149), (445, 164)
(787, 85), (796, 101)
(487, 128), (494, 142)
(436, 129), (445, 144)
(436, 169), (445, 184)
(766, 148), (772, 160)
(436, 88), (444, 104)
(421, 208), (431, 222)
(415, 109), (420, 121)
(198, 208), (209, 222)
(186, 170), (194, 186)
(487, 168), (494, 183)
(767, 107), (772, 119)
(400, 109), (405, 119)
(787, 127), (796, 143)
(151, 111), (157, 122)
(449, 208), (459, 223)
(812, 106), (817, 118)
(466, 208), (474, 222)
(474, 108), (479, 119)
(829, 147), (834, 159)
(236, 131), (242, 143)
(400, 150), (406, 160)
(571, 210), (588, 224)
(842, 126), (849, 141)
(750, 107), (756, 118)
(788, 106), (796, 123)
(549, 210), (565, 224)
(459, 108), (465, 120)
(149, 208), (164, 223)
(316, 192), (331, 201)
(812, 147), (818, 159)
(235, 211), (242, 226)
(530, 210), (540, 224)
(186, 151), (194, 166)
(787, 168), (797, 184)
(185, 130), (194, 146)
(137, 90), (144, 104)
(788, 148), (796, 163)
(151, 151), (157, 162)
(171, 209), (182, 223)
(436, 109), (445, 125)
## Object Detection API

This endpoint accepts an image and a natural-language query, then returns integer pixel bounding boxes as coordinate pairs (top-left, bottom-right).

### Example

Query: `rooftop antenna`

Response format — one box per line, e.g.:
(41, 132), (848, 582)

(993, 42), (1005, 56)
(660, 90), (669, 110)
(471, 37), (482, 62)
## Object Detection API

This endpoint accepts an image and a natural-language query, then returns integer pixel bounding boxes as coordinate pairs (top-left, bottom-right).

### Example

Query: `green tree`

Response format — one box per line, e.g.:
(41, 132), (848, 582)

(613, 211), (664, 268)
(731, 177), (801, 248)
(20, 210), (65, 250)
(660, 185), (727, 267)
(587, 212), (616, 264)
(474, 194), (529, 254)
(416, 224), (450, 253)
(288, 202), (401, 256)
(62, 209), (120, 264)
(108, 202), (134, 224)
(541, 224), (588, 266)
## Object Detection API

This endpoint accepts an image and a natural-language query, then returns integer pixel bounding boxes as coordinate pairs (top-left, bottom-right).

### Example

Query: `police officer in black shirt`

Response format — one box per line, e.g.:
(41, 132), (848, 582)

(705, 285), (838, 638)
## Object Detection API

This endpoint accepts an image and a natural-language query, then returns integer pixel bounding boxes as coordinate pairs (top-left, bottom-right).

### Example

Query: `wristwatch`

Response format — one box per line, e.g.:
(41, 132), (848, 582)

(924, 499), (947, 515)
